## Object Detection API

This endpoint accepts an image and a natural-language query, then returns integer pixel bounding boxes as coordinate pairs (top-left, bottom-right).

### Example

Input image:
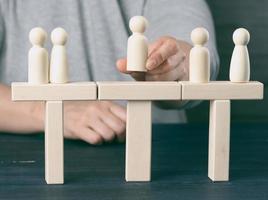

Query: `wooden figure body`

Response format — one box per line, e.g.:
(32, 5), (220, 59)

(229, 28), (250, 82)
(189, 27), (210, 83)
(50, 27), (69, 83)
(28, 27), (49, 84)
(127, 16), (148, 72)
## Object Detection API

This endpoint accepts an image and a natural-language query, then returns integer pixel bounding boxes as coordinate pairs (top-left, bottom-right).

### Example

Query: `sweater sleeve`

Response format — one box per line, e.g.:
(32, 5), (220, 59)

(0, 3), (4, 53)
(143, 0), (220, 109)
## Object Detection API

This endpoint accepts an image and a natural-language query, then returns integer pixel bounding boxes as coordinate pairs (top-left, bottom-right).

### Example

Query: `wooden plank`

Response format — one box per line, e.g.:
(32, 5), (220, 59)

(181, 81), (263, 100)
(126, 101), (151, 181)
(97, 81), (181, 100)
(208, 100), (230, 181)
(11, 82), (97, 101)
(45, 101), (64, 184)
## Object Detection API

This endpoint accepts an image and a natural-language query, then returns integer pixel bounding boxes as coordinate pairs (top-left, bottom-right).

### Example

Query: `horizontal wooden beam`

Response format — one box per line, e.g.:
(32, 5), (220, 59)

(11, 82), (97, 101)
(181, 81), (263, 100)
(97, 81), (181, 100)
(12, 81), (264, 101)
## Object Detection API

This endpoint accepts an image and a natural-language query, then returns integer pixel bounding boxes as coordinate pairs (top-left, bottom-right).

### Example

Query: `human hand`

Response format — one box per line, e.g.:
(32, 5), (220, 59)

(117, 36), (192, 81)
(63, 101), (126, 145)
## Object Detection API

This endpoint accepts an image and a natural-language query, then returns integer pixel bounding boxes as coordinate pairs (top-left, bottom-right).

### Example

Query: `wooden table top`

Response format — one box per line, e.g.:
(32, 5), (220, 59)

(0, 123), (268, 200)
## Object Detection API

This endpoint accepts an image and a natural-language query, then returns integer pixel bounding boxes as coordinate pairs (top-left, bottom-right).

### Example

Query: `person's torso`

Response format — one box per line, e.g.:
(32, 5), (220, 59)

(0, 0), (186, 123)
(0, 0), (149, 83)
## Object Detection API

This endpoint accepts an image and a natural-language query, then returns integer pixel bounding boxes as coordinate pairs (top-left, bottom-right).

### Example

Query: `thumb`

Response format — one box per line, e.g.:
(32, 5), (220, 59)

(116, 58), (130, 74)
(116, 58), (145, 81)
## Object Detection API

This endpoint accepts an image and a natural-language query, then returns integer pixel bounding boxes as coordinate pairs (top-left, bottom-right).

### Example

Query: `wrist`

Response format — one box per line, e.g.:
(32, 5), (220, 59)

(29, 101), (45, 132)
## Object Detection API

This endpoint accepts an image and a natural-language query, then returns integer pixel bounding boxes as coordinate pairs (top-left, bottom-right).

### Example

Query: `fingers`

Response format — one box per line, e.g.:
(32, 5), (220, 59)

(116, 38), (165, 74)
(146, 63), (186, 81)
(91, 117), (116, 142)
(147, 52), (185, 75)
(116, 58), (145, 81)
(146, 39), (178, 70)
(116, 37), (190, 82)
(109, 103), (127, 142)
(64, 101), (127, 145)
(109, 103), (127, 122)
(148, 38), (164, 56)
(116, 59), (130, 74)
(76, 127), (104, 145)
(85, 101), (126, 143)
(99, 108), (126, 142)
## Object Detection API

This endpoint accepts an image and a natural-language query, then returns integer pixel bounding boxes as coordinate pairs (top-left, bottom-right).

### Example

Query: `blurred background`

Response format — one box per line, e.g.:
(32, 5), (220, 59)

(187, 0), (268, 123)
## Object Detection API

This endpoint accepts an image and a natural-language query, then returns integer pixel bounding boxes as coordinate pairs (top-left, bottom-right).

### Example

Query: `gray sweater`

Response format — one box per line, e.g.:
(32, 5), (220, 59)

(0, 0), (219, 123)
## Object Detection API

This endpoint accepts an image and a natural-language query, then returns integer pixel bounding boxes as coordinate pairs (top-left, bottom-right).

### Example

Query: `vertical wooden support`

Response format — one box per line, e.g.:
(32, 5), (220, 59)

(125, 101), (152, 182)
(208, 100), (230, 181)
(45, 101), (64, 184)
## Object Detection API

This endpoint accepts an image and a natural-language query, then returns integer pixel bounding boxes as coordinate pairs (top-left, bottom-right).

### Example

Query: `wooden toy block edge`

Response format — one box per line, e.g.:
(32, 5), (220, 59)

(11, 82), (97, 101)
(125, 101), (152, 182)
(181, 81), (264, 100)
(11, 80), (264, 101)
(45, 101), (64, 184)
(97, 81), (181, 100)
(208, 100), (230, 181)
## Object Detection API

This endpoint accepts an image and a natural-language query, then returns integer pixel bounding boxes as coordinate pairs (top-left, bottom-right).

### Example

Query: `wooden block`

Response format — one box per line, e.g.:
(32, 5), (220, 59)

(11, 82), (97, 101)
(208, 100), (230, 181)
(126, 101), (151, 181)
(45, 101), (64, 184)
(97, 81), (181, 100)
(181, 81), (263, 100)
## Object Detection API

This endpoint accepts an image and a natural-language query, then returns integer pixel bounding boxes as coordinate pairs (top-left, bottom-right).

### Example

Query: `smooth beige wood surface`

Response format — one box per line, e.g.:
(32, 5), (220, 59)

(181, 81), (263, 100)
(12, 81), (263, 101)
(97, 81), (181, 100)
(45, 101), (64, 184)
(208, 100), (230, 181)
(127, 16), (148, 72)
(11, 82), (97, 101)
(229, 28), (250, 83)
(126, 101), (151, 181)
(50, 28), (69, 84)
(28, 28), (49, 84)
(189, 27), (210, 83)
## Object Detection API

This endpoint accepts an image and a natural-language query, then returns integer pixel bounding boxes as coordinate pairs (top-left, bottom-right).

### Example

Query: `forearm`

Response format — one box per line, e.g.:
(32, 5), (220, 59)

(0, 83), (44, 133)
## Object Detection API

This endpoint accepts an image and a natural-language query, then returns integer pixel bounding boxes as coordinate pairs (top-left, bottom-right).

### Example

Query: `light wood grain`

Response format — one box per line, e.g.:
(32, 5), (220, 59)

(126, 101), (151, 181)
(208, 100), (230, 181)
(45, 101), (64, 184)
(12, 82), (97, 101)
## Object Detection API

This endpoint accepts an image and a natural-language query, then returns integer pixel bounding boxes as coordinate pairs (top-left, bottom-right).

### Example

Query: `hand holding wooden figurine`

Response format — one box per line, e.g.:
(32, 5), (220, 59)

(117, 16), (192, 82)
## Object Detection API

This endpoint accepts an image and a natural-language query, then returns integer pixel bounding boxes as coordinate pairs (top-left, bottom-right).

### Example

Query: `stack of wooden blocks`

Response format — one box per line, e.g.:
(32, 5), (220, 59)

(11, 80), (263, 184)
(10, 16), (264, 185)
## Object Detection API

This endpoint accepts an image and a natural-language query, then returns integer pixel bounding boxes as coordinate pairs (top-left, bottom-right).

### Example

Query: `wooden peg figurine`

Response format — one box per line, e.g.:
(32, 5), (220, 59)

(127, 16), (149, 72)
(50, 27), (69, 83)
(28, 27), (49, 84)
(189, 27), (210, 83)
(229, 28), (250, 82)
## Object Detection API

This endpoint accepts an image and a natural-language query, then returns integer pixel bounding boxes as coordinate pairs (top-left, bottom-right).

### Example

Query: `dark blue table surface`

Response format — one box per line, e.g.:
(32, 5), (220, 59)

(0, 123), (268, 200)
